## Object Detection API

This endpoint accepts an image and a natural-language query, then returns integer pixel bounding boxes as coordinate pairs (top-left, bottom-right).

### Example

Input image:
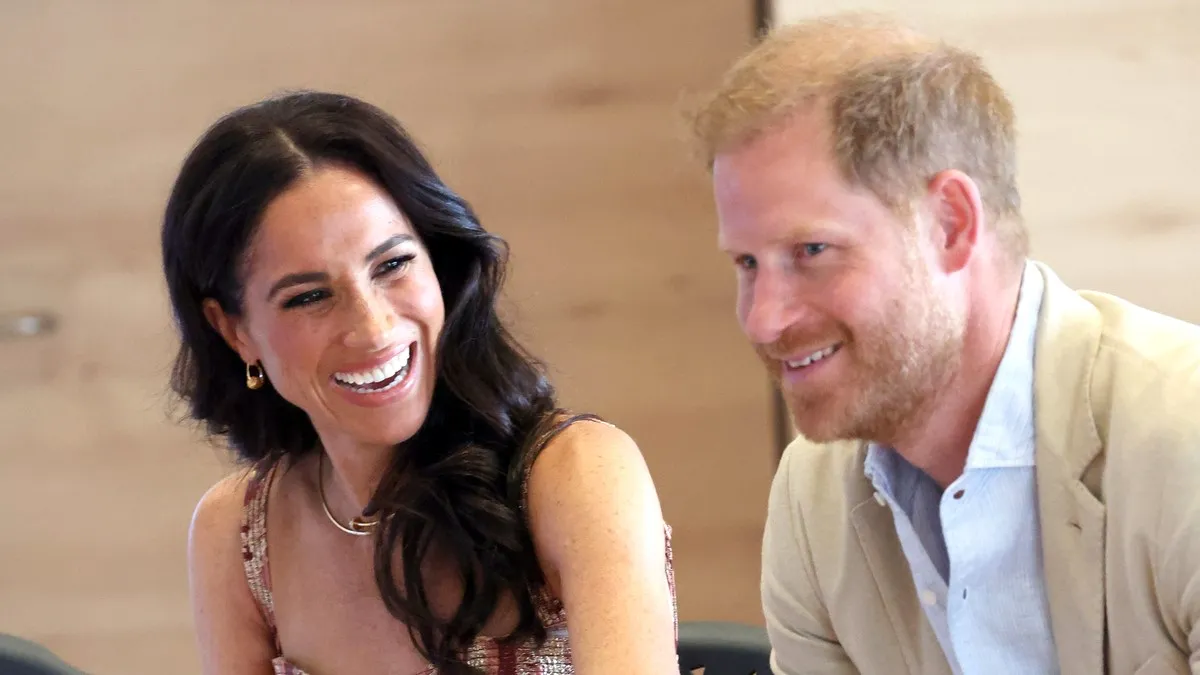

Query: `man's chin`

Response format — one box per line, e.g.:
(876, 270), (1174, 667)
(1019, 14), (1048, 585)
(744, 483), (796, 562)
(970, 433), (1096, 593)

(784, 396), (850, 444)
(791, 421), (852, 444)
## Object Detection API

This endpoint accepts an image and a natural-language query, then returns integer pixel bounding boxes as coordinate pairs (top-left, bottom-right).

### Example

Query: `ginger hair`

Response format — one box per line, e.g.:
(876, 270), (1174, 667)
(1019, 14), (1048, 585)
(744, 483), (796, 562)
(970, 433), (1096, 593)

(688, 12), (1028, 263)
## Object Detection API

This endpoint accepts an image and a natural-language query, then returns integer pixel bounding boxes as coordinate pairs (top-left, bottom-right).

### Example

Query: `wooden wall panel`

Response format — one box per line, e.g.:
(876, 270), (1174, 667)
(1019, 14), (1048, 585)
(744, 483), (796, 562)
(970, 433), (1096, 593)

(0, 3), (771, 672)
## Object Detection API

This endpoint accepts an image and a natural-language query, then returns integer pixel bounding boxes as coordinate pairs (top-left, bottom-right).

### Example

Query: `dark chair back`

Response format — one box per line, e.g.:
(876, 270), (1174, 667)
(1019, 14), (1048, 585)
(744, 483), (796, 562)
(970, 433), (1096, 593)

(0, 634), (88, 675)
(677, 621), (774, 675)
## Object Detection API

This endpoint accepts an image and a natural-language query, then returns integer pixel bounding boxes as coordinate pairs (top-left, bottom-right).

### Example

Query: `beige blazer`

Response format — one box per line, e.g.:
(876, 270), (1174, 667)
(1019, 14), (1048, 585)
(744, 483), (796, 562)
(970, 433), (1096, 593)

(762, 262), (1200, 675)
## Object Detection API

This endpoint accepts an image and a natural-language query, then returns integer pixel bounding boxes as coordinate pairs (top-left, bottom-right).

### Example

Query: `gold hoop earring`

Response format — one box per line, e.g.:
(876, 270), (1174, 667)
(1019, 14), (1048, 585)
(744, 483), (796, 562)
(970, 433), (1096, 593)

(246, 362), (266, 390)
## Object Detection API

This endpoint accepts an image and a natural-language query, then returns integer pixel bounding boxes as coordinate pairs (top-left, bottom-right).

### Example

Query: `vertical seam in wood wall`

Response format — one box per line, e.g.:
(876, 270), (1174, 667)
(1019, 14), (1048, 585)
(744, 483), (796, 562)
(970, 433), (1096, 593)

(753, 0), (772, 39)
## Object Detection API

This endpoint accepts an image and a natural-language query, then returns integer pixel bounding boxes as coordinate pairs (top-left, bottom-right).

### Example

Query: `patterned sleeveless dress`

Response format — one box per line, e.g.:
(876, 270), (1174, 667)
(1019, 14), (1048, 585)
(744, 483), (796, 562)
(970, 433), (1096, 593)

(238, 414), (679, 674)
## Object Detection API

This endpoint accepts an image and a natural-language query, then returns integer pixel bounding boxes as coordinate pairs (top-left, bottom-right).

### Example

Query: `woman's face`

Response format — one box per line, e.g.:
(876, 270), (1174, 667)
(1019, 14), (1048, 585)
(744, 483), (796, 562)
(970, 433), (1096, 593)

(206, 165), (445, 453)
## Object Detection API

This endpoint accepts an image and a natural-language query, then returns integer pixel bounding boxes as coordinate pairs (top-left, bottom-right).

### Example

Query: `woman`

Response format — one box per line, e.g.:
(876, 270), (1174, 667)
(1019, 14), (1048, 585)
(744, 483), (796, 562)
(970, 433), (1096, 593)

(163, 91), (678, 675)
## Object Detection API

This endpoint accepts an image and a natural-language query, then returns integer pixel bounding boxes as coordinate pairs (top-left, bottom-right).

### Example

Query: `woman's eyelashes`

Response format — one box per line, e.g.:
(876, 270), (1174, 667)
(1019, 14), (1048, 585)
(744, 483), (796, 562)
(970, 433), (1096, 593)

(373, 253), (415, 277)
(283, 288), (330, 309)
(281, 254), (417, 310)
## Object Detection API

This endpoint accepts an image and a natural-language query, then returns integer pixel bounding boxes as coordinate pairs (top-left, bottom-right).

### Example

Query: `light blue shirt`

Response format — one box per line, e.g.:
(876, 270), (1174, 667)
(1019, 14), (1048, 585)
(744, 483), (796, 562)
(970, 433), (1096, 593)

(864, 261), (1058, 674)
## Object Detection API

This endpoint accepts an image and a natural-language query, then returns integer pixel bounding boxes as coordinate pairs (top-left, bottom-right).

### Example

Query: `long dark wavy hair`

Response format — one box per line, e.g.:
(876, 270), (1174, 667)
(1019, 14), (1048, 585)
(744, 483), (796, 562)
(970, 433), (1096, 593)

(161, 90), (560, 673)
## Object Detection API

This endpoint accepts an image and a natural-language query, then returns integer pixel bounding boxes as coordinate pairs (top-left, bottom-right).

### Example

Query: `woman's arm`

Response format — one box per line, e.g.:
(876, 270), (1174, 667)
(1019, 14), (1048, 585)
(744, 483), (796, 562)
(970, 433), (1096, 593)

(525, 420), (678, 675)
(187, 473), (279, 675)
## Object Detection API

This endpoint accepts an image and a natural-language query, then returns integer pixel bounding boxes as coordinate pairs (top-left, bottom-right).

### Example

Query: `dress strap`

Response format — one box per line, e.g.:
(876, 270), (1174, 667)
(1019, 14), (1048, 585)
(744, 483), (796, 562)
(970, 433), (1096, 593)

(509, 410), (607, 516)
(240, 460), (283, 652)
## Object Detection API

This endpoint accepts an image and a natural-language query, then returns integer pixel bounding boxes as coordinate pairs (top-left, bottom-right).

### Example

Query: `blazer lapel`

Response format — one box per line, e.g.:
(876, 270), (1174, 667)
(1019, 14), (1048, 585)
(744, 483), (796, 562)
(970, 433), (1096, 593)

(850, 493), (955, 675)
(1031, 262), (1107, 675)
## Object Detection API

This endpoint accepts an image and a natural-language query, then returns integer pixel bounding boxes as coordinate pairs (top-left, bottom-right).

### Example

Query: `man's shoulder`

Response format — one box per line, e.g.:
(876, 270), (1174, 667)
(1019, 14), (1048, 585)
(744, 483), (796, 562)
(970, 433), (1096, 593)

(775, 435), (873, 514)
(1082, 289), (1200, 374)
(1069, 290), (1200, 483)
(780, 434), (863, 473)
(1081, 290), (1200, 425)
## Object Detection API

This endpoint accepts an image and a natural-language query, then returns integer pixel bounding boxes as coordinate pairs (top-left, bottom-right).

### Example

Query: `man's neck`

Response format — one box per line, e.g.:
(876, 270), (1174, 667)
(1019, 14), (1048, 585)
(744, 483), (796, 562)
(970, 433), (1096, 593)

(892, 265), (1026, 489)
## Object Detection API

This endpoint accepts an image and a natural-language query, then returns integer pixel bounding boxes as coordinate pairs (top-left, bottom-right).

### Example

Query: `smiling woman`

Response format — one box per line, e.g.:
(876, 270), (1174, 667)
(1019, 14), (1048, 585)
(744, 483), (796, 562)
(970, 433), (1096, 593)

(161, 90), (678, 675)
(200, 164), (447, 462)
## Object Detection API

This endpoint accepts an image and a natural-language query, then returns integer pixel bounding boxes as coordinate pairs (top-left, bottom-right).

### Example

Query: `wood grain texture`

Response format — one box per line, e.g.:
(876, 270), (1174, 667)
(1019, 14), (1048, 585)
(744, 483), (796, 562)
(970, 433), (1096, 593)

(0, 2), (771, 673)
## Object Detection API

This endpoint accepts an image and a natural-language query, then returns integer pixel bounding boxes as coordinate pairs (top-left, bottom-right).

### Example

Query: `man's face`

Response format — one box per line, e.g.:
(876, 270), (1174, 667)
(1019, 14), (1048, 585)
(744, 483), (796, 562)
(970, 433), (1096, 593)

(713, 110), (965, 444)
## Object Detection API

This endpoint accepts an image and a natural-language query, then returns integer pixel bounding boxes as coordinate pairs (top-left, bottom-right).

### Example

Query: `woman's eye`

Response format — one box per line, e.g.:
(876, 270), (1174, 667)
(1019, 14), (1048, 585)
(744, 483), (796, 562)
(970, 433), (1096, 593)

(375, 254), (414, 277)
(801, 243), (828, 257)
(735, 255), (757, 271)
(283, 289), (329, 309)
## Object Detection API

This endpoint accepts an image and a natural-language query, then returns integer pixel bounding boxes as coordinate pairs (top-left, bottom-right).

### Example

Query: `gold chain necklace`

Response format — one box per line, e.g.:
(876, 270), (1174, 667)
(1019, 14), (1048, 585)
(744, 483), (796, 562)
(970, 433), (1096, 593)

(317, 453), (380, 537)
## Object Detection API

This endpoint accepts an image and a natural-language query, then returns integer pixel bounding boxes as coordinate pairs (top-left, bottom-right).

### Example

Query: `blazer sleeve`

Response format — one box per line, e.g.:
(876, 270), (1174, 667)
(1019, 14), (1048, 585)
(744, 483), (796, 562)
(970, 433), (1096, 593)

(761, 445), (859, 675)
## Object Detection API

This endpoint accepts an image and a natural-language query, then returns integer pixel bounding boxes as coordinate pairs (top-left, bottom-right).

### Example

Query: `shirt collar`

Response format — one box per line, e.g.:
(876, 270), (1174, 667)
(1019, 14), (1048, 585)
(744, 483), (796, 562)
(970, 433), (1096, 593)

(866, 260), (1044, 484)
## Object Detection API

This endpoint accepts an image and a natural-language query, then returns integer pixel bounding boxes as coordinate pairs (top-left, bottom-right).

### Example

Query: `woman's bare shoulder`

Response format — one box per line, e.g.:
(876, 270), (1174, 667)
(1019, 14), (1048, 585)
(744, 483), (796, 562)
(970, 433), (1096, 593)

(187, 465), (279, 672)
(190, 467), (258, 545)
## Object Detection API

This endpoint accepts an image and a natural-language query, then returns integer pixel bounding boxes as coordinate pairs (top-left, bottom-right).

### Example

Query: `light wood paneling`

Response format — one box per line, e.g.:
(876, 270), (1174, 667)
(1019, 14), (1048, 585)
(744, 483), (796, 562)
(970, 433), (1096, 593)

(0, 3), (771, 673)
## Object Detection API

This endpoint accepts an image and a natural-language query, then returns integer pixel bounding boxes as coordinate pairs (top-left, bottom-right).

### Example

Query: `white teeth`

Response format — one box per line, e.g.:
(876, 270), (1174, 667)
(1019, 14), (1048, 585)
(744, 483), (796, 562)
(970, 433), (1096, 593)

(334, 346), (411, 386)
(786, 345), (839, 369)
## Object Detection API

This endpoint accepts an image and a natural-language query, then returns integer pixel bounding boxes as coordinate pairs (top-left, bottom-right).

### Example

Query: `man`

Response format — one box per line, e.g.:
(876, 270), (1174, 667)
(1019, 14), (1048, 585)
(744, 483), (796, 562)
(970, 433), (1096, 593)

(688, 12), (1200, 675)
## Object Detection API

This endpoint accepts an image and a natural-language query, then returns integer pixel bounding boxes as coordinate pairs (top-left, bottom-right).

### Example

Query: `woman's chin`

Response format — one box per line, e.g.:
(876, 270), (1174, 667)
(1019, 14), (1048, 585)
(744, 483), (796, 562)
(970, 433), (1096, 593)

(308, 385), (434, 454)
(347, 415), (428, 451)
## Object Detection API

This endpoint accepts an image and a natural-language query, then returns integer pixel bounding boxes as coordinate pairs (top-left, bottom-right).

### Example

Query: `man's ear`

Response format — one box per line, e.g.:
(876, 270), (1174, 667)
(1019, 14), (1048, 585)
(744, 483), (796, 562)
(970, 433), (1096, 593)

(923, 169), (985, 274)
(202, 298), (257, 364)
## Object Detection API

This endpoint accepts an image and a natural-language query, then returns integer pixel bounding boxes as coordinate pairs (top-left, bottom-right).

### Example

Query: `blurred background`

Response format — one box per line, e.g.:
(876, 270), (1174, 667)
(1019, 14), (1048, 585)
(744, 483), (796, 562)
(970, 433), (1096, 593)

(0, 1), (1195, 673)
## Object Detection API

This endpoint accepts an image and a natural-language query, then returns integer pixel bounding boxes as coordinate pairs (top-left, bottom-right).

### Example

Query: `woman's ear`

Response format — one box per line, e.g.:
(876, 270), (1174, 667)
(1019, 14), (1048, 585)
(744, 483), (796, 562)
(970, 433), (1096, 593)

(202, 298), (257, 364)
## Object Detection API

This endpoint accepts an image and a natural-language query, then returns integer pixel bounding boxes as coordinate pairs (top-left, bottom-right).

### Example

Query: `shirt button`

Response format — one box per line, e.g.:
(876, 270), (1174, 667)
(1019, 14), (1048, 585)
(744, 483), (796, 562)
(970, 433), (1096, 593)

(873, 491), (887, 506)
(919, 589), (938, 606)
